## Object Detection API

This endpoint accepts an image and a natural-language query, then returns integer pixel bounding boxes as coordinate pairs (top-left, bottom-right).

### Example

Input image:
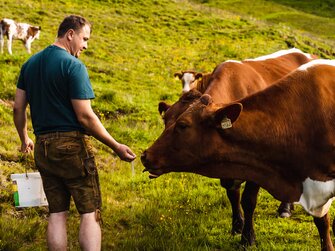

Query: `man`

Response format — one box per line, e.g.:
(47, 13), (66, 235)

(13, 15), (136, 251)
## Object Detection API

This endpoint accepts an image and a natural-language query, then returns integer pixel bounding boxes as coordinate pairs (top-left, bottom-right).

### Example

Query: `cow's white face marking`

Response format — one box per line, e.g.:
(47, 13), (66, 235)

(182, 72), (196, 93)
(298, 59), (335, 71)
(298, 177), (335, 217)
(246, 48), (313, 61)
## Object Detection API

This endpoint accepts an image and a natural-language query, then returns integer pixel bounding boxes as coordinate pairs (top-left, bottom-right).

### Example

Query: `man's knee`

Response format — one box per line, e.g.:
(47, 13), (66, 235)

(80, 209), (102, 225)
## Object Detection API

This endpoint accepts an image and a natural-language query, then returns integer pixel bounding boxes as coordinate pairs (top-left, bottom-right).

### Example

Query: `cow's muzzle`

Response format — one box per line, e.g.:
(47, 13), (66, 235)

(141, 150), (161, 179)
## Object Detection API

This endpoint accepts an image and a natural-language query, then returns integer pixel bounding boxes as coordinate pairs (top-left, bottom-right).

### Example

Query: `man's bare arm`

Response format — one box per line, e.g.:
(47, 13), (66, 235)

(13, 88), (34, 153)
(71, 99), (136, 162)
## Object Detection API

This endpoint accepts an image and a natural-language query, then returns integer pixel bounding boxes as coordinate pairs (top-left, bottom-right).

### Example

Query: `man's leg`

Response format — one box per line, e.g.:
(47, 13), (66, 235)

(79, 212), (101, 251)
(47, 211), (68, 251)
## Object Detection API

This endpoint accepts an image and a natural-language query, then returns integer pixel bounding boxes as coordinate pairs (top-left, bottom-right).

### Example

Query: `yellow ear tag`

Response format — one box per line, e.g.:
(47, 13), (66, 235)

(221, 117), (232, 129)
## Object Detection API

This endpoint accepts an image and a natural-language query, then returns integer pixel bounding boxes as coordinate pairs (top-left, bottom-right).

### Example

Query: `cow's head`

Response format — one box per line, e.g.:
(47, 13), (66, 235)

(28, 25), (41, 40)
(142, 94), (242, 178)
(174, 71), (204, 93)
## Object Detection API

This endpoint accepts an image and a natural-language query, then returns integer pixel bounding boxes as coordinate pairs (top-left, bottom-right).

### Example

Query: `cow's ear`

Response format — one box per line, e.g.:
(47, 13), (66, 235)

(174, 72), (182, 79)
(214, 103), (243, 129)
(195, 72), (203, 80)
(158, 102), (170, 115)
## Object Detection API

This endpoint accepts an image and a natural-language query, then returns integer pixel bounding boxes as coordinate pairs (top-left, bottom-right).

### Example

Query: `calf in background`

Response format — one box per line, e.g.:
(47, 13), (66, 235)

(0, 18), (41, 55)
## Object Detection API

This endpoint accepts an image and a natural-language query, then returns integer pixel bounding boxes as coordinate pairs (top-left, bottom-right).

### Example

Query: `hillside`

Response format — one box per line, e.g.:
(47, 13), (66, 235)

(1, 0), (335, 250)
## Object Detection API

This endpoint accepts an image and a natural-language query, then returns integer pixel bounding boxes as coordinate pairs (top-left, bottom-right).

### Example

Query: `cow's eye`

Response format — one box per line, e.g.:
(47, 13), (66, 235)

(175, 122), (189, 131)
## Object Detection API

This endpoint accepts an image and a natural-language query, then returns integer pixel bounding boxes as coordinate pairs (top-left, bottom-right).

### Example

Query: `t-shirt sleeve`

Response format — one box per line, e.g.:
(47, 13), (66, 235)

(69, 62), (95, 99)
(17, 63), (26, 90)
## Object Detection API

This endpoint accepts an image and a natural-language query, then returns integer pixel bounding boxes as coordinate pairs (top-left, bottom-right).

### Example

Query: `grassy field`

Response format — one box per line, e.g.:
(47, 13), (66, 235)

(1, 0), (335, 250)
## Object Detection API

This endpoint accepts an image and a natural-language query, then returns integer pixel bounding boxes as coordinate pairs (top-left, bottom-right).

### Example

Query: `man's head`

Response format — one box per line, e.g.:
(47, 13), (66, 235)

(57, 15), (92, 58)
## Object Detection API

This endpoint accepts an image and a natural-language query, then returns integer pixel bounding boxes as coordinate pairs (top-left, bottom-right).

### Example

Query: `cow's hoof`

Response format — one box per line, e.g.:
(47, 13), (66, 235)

(231, 217), (244, 234)
(278, 202), (293, 218)
(241, 232), (256, 247)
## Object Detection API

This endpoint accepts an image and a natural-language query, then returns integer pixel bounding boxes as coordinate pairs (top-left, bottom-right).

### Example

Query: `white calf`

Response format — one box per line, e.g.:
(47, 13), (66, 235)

(0, 18), (41, 55)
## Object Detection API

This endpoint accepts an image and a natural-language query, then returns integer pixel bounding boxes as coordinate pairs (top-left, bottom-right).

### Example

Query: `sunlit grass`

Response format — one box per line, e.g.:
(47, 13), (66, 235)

(1, 0), (335, 250)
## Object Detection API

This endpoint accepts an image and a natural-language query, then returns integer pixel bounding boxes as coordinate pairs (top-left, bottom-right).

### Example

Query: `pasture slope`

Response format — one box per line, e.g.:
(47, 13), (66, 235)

(0, 0), (335, 250)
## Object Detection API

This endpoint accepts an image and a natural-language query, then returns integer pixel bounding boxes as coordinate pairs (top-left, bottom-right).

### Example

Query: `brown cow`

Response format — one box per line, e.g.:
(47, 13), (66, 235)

(142, 59), (335, 250)
(158, 48), (315, 244)
(174, 70), (212, 94)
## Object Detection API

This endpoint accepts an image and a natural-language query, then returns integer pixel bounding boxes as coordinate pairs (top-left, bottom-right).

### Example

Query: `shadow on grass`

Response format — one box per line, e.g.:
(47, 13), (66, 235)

(268, 0), (335, 18)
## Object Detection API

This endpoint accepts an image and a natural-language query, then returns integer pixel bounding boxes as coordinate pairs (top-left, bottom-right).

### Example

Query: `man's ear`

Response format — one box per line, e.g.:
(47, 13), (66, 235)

(66, 29), (75, 41)
(214, 103), (243, 129)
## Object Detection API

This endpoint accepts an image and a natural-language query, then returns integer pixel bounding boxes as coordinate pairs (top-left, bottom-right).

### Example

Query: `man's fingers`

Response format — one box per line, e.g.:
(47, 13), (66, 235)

(124, 153), (136, 162)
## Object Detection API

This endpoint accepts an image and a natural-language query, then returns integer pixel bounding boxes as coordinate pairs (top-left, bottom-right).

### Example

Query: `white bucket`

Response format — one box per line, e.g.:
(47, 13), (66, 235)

(10, 172), (48, 207)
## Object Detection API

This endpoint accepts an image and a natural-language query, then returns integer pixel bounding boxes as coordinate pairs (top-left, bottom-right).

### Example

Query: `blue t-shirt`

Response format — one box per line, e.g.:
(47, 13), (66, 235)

(17, 45), (95, 135)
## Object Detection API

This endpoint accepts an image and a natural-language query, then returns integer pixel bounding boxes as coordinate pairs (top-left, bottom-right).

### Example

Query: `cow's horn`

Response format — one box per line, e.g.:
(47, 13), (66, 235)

(200, 94), (212, 105)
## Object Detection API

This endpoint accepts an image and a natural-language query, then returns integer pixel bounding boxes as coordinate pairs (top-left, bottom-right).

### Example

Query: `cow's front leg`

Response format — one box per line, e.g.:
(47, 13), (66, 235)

(241, 181), (260, 246)
(220, 178), (244, 234)
(0, 34), (4, 54)
(24, 39), (32, 54)
(7, 35), (12, 55)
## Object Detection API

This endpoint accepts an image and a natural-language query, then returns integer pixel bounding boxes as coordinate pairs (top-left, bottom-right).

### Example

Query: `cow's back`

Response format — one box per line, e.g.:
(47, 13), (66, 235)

(205, 61), (268, 102)
(243, 52), (314, 85)
(205, 51), (314, 103)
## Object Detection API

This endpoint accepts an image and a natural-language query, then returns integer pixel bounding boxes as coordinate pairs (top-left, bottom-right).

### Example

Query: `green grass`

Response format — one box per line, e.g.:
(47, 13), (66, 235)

(1, 0), (335, 250)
